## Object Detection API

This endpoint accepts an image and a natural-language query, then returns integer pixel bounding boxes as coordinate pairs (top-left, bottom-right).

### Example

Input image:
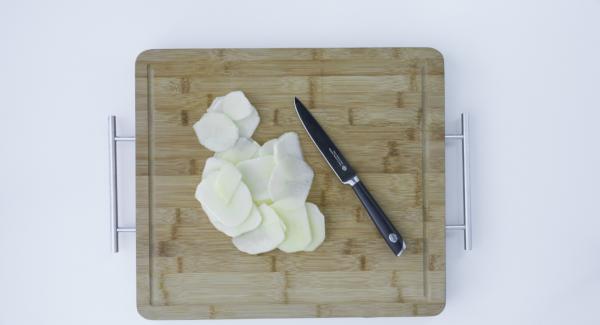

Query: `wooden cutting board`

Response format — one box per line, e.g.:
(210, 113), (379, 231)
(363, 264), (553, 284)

(136, 48), (445, 319)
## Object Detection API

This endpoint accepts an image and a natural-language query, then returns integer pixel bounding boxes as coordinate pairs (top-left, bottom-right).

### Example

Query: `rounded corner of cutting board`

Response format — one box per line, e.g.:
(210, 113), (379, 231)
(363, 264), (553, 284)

(136, 305), (156, 321)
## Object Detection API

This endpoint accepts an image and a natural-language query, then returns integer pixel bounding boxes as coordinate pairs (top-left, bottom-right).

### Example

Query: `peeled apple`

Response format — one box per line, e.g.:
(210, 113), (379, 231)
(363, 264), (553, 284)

(271, 198), (312, 253)
(207, 204), (262, 237)
(235, 110), (260, 138)
(202, 157), (228, 179)
(195, 173), (253, 227)
(236, 156), (276, 203)
(274, 132), (304, 161)
(207, 96), (224, 113)
(193, 112), (239, 152)
(220, 91), (254, 120)
(207, 92), (260, 138)
(232, 204), (286, 254)
(193, 90), (327, 255)
(304, 202), (326, 251)
(268, 156), (314, 202)
(215, 137), (260, 164)
(214, 163), (242, 204)
(259, 139), (277, 157)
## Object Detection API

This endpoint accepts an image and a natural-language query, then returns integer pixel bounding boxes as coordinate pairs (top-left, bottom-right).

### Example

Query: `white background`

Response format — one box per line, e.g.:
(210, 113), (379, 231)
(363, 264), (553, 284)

(1, 0), (599, 324)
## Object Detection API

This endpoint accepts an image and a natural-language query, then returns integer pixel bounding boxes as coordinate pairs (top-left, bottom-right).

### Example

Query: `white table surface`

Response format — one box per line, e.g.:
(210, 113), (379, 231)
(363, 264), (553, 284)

(1, 0), (600, 324)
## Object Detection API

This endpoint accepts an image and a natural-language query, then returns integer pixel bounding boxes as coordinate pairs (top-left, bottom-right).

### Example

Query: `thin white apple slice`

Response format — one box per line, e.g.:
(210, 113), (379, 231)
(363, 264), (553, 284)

(215, 137), (260, 164)
(274, 132), (303, 161)
(268, 156), (314, 202)
(236, 156), (275, 203)
(214, 163), (242, 204)
(221, 91), (253, 121)
(259, 138), (277, 157)
(211, 92), (259, 138)
(207, 96), (224, 113)
(304, 202), (326, 251)
(193, 112), (239, 152)
(195, 173), (252, 227)
(232, 204), (286, 254)
(206, 204), (262, 237)
(202, 157), (228, 179)
(271, 198), (312, 252)
(235, 109), (260, 138)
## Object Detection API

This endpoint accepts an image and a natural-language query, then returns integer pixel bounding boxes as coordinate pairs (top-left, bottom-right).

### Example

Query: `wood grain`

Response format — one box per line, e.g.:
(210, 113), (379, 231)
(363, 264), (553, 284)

(136, 48), (445, 319)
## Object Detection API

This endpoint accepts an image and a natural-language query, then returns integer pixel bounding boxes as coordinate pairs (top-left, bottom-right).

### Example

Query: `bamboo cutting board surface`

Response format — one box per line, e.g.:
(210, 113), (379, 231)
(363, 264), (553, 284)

(136, 48), (445, 319)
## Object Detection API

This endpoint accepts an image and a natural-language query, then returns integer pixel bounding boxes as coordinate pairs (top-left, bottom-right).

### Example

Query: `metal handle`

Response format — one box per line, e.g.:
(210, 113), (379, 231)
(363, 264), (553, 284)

(445, 113), (472, 250)
(108, 115), (136, 253)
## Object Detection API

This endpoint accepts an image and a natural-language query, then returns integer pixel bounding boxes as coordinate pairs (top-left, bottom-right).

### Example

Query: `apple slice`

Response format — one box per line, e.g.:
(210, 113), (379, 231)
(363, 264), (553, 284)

(221, 91), (253, 121)
(206, 204), (262, 237)
(207, 92), (259, 138)
(202, 157), (228, 179)
(193, 112), (239, 152)
(235, 109), (260, 138)
(236, 156), (276, 203)
(274, 132), (303, 161)
(304, 202), (326, 251)
(214, 163), (242, 204)
(232, 204), (286, 254)
(195, 173), (252, 227)
(272, 198), (312, 253)
(207, 96), (224, 113)
(268, 156), (314, 202)
(215, 137), (260, 164)
(259, 138), (277, 157)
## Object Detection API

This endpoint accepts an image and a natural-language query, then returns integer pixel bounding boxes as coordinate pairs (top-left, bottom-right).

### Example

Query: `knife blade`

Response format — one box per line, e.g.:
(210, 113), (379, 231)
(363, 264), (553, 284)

(294, 97), (406, 256)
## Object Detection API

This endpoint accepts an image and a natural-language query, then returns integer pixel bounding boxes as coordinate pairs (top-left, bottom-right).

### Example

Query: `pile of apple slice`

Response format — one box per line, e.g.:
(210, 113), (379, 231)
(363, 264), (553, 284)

(193, 91), (326, 254)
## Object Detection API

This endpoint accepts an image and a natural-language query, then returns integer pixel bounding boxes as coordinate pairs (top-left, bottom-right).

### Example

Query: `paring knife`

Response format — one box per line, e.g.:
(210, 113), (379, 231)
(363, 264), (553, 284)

(294, 97), (406, 256)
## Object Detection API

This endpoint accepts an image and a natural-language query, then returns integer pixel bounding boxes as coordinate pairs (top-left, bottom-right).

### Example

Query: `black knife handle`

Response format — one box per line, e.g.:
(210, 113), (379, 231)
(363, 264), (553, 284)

(352, 180), (406, 256)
